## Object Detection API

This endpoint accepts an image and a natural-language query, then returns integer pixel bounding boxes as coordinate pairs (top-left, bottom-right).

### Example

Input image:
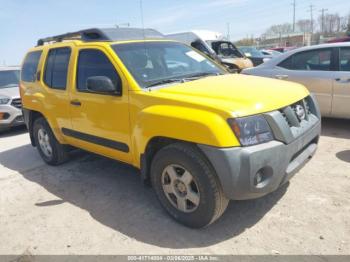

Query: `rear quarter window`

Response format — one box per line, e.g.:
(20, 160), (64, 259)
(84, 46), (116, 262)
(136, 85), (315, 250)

(21, 51), (42, 82)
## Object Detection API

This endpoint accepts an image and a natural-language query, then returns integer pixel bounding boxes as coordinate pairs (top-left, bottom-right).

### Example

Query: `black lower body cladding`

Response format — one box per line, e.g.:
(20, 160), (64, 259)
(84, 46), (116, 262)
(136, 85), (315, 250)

(198, 121), (321, 200)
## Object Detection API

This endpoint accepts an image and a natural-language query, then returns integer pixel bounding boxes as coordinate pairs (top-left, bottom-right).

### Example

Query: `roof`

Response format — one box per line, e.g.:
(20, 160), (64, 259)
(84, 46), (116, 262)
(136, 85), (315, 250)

(191, 30), (225, 41)
(167, 30), (225, 42)
(0, 66), (20, 71)
(257, 42), (350, 68)
(327, 36), (350, 43)
(37, 27), (164, 46)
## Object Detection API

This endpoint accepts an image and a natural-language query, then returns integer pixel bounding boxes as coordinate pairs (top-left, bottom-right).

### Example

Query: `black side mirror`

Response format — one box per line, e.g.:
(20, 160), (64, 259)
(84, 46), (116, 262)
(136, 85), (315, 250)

(86, 76), (121, 95)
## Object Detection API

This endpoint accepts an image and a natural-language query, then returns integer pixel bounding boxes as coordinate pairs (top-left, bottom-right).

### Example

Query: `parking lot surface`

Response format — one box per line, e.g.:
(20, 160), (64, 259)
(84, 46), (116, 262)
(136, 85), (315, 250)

(0, 119), (349, 255)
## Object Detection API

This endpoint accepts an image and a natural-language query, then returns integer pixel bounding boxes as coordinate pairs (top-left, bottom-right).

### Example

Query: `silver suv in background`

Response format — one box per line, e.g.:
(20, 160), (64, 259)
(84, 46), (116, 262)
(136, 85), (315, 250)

(0, 66), (23, 132)
(242, 43), (350, 119)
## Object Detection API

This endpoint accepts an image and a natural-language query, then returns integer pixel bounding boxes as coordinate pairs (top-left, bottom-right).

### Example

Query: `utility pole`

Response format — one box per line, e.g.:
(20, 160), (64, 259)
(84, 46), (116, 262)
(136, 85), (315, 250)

(308, 4), (315, 34)
(320, 8), (328, 33)
(226, 22), (230, 40)
(292, 0), (296, 32)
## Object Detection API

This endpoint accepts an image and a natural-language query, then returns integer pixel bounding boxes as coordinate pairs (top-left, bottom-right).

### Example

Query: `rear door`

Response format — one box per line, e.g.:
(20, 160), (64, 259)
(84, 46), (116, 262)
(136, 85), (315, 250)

(40, 45), (73, 131)
(331, 46), (350, 118)
(275, 48), (335, 117)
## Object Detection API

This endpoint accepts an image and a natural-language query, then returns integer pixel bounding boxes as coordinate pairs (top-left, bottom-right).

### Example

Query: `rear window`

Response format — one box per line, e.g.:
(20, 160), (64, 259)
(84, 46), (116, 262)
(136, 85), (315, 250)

(21, 51), (42, 82)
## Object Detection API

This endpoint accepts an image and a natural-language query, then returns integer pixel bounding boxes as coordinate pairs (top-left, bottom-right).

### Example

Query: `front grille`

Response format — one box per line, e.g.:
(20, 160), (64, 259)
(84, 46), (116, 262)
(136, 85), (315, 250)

(279, 96), (315, 128)
(264, 95), (320, 144)
(11, 98), (22, 109)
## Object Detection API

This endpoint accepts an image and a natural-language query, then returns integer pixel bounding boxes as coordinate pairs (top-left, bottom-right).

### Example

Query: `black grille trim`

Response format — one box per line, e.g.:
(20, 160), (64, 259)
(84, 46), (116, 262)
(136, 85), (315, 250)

(11, 98), (22, 109)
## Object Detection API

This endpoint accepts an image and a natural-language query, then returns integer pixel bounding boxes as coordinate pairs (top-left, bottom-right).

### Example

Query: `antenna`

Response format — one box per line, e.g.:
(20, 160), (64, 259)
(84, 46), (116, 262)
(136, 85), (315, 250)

(139, 0), (146, 39)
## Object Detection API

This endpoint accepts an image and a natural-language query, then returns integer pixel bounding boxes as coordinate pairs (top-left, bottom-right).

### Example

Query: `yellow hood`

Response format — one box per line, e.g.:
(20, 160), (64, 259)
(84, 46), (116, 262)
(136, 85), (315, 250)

(156, 74), (309, 117)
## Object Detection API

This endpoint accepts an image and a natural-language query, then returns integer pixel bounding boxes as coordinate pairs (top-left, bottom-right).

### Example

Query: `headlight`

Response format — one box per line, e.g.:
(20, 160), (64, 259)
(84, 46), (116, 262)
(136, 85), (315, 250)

(0, 96), (10, 105)
(228, 115), (274, 146)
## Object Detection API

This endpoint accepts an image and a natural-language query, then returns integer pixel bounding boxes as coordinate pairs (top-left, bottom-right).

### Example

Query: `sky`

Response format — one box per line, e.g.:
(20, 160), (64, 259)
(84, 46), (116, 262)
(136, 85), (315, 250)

(0, 0), (349, 65)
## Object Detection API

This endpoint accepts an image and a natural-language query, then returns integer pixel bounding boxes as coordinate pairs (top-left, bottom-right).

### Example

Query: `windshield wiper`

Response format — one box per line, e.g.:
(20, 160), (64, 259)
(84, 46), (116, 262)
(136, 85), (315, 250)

(184, 72), (222, 79)
(146, 78), (184, 88)
(145, 72), (223, 89)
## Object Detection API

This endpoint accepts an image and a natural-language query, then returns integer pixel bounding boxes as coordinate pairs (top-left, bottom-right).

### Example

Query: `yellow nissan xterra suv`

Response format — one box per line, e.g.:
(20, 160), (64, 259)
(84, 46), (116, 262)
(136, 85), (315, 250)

(20, 28), (321, 228)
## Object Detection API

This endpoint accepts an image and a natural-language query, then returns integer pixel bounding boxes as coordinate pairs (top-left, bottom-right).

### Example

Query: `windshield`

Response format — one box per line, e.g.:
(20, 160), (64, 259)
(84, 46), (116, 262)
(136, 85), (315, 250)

(239, 47), (264, 58)
(210, 41), (244, 58)
(112, 42), (225, 88)
(0, 70), (20, 89)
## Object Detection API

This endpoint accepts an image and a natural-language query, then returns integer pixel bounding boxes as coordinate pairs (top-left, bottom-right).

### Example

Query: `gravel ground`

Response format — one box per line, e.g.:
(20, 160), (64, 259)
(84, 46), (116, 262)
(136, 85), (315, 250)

(0, 118), (349, 255)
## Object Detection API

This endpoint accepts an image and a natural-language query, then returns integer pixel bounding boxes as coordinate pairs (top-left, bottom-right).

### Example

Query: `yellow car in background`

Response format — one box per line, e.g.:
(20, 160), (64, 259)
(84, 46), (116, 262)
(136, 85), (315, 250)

(21, 28), (320, 228)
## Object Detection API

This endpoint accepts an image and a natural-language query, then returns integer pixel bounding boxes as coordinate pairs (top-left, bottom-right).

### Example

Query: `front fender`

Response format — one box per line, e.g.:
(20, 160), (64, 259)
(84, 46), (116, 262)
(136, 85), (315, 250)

(132, 105), (240, 166)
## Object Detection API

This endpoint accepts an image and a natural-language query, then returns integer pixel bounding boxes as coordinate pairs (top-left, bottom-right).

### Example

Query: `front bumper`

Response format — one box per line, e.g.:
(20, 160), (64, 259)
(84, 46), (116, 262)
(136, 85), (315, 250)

(198, 121), (320, 200)
(198, 94), (321, 200)
(0, 104), (24, 130)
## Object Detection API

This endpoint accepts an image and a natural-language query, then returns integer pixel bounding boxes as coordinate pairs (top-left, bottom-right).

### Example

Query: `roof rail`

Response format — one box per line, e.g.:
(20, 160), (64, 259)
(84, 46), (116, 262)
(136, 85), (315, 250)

(37, 28), (164, 46)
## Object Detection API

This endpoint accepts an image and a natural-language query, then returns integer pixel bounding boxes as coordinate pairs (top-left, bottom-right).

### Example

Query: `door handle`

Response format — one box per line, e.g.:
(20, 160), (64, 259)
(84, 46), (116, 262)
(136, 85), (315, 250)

(335, 78), (350, 83)
(70, 100), (81, 106)
(275, 74), (288, 80)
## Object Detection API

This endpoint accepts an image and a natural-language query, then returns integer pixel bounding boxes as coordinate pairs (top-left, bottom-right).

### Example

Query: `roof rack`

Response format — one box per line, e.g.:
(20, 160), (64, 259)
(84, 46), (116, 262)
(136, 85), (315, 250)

(37, 28), (164, 46)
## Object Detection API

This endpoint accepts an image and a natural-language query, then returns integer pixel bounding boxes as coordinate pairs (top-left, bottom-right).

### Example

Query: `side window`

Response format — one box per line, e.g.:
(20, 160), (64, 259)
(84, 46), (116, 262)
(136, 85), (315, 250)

(279, 49), (332, 71)
(278, 56), (293, 69)
(21, 51), (42, 82)
(77, 49), (121, 92)
(339, 47), (350, 71)
(44, 47), (71, 90)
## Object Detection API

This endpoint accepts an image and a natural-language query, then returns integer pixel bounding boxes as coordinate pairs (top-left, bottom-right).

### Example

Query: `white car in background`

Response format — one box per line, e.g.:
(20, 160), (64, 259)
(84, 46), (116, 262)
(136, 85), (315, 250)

(260, 49), (282, 56)
(0, 66), (24, 131)
(242, 43), (350, 119)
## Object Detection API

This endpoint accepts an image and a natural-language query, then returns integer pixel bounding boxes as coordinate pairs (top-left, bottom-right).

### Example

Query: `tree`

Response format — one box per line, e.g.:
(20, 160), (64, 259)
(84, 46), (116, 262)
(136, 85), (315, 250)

(297, 19), (312, 33)
(322, 13), (341, 34)
(234, 37), (255, 46)
(264, 23), (293, 36)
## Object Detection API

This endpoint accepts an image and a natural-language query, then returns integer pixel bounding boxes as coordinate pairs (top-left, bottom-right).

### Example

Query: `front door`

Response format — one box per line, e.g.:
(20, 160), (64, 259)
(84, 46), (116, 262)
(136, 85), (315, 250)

(331, 47), (350, 119)
(68, 47), (131, 163)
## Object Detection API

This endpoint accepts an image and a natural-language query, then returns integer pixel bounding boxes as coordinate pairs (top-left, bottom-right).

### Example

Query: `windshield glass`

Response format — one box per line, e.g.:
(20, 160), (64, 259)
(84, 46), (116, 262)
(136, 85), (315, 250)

(0, 70), (20, 89)
(239, 47), (263, 57)
(210, 41), (243, 58)
(112, 42), (224, 88)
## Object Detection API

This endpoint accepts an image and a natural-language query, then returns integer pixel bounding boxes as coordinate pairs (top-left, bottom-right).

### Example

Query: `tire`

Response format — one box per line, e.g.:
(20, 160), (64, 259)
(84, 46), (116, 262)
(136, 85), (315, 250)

(151, 143), (229, 228)
(33, 117), (68, 165)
